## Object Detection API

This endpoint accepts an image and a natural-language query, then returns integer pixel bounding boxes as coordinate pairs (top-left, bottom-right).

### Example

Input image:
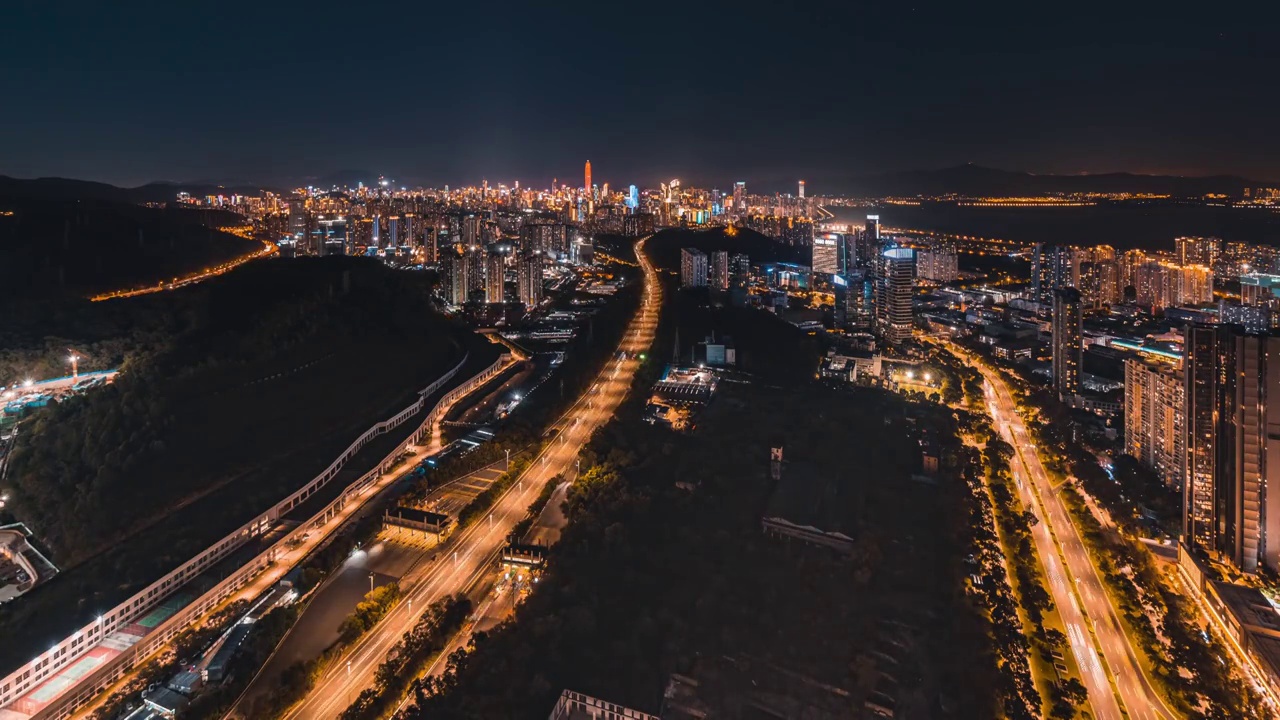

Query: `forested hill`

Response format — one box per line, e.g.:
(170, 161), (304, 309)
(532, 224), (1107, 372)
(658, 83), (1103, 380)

(5, 257), (467, 567)
(0, 194), (257, 300)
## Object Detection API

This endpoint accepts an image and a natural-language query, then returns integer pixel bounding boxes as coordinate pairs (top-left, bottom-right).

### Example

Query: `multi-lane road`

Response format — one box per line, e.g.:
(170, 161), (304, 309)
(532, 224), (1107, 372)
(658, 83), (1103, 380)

(960, 343), (1175, 720)
(274, 237), (661, 719)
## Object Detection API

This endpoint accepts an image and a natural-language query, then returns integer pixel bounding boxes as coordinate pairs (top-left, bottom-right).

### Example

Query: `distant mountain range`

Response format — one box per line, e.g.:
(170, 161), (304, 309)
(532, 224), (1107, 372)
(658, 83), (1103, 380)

(5, 164), (1277, 204)
(0, 176), (272, 204)
(844, 164), (1278, 198)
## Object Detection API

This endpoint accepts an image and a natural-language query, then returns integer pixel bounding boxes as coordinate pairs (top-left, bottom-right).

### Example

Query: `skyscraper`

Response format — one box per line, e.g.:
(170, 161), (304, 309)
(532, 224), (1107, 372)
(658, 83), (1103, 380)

(811, 234), (839, 275)
(466, 245), (486, 293)
(1183, 324), (1280, 573)
(875, 248), (915, 344)
(484, 251), (506, 304)
(1124, 357), (1185, 489)
(517, 254), (544, 308)
(854, 216), (881, 269)
(1175, 236), (1221, 268)
(1051, 288), (1082, 399)
(709, 250), (730, 290)
(627, 185), (639, 211)
(681, 248), (709, 288)
(444, 251), (469, 305)
(733, 182), (746, 212)
(916, 247), (958, 283)
(584, 160), (592, 193)
(798, 180), (805, 199)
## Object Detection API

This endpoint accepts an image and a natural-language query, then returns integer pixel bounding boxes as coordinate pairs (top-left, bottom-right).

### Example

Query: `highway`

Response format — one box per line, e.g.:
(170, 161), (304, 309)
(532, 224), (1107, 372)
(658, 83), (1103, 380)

(88, 232), (277, 302)
(276, 237), (661, 719)
(961, 344), (1175, 720)
(61, 351), (515, 720)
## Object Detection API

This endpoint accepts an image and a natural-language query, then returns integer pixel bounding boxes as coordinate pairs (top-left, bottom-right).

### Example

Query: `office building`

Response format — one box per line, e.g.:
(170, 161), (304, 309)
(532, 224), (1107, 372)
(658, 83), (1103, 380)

(627, 184), (639, 210)
(584, 160), (591, 193)
(1124, 358), (1185, 489)
(1052, 288), (1082, 399)
(517, 254), (544, 308)
(854, 216), (881, 269)
(916, 247), (958, 283)
(798, 180), (805, 198)
(1183, 324), (1280, 573)
(875, 248), (915, 344)
(681, 248), (709, 288)
(709, 250), (730, 290)
(317, 217), (348, 256)
(485, 251), (506, 304)
(811, 234), (839, 275)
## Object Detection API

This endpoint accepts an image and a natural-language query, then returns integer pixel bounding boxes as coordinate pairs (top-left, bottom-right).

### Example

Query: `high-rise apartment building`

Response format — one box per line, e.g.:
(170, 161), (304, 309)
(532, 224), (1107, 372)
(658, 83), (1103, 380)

(444, 251), (470, 305)
(517, 254), (543, 308)
(709, 250), (730, 290)
(466, 245), (486, 293)
(1124, 358), (1185, 489)
(681, 248), (709, 288)
(875, 248), (915, 345)
(733, 182), (746, 213)
(916, 247), (958, 283)
(485, 251), (506, 304)
(1183, 324), (1280, 573)
(1176, 236), (1220, 268)
(1052, 288), (1082, 399)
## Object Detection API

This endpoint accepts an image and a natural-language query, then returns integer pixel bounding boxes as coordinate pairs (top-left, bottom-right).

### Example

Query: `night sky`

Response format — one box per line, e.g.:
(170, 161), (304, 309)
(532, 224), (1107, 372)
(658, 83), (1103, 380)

(3, 2), (1277, 190)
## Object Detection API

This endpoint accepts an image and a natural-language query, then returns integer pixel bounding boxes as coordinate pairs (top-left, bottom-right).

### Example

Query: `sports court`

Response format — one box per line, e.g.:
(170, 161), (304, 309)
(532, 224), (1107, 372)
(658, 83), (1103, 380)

(9, 646), (113, 715)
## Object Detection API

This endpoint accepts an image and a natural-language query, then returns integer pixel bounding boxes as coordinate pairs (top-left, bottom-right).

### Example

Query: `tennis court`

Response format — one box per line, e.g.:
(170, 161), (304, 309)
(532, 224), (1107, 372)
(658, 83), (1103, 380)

(12, 647), (113, 714)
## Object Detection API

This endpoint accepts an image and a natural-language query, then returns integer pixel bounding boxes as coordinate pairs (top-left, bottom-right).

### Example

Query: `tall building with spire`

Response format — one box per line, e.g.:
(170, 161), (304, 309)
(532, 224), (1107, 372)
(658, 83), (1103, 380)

(584, 160), (592, 193)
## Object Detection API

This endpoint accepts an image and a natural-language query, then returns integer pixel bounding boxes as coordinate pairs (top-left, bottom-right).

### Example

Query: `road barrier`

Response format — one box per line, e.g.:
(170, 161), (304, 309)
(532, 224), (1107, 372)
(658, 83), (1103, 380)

(5, 351), (510, 720)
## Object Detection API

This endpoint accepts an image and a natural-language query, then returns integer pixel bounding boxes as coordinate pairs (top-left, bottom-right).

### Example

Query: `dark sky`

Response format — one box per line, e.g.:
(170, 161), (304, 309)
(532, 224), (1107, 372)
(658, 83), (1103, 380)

(2, 2), (1278, 191)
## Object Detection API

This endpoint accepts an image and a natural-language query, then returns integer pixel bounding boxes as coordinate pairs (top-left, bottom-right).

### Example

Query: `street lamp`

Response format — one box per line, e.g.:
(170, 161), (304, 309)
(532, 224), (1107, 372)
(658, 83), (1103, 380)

(67, 350), (80, 379)
(368, 572), (375, 594)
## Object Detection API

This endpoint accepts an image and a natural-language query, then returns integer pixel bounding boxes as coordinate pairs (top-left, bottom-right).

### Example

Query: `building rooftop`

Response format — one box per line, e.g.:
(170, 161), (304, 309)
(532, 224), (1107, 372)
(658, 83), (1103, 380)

(763, 461), (857, 544)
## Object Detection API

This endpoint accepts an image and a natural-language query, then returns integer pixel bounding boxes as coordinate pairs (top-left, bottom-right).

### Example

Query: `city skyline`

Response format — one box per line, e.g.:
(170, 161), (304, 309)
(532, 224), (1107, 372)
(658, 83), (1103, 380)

(2, 4), (1278, 187)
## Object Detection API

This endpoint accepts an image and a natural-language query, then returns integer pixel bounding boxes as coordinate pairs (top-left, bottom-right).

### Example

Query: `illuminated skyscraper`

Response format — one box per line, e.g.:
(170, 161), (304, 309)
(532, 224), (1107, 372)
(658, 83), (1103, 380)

(485, 251), (505, 304)
(517, 254), (544, 307)
(1052, 288), (1082, 399)
(1124, 357), (1185, 489)
(584, 160), (592, 193)
(709, 250), (730, 290)
(681, 248), (709, 288)
(627, 185), (639, 211)
(875, 248), (915, 344)
(798, 180), (805, 199)
(733, 182), (746, 212)
(811, 234), (839, 275)
(444, 251), (469, 305)
(1183, 324), (1280, 573)
(1175, 236), (1220, 268)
